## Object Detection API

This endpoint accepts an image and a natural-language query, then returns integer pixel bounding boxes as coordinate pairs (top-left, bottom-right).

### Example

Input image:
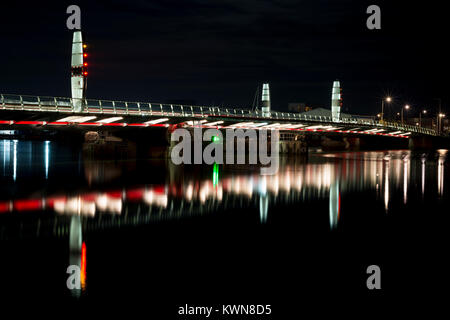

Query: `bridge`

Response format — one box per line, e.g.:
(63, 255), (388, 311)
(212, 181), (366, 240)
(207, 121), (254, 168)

(0, 30), (438, 139)
(0, 93), (437, 139)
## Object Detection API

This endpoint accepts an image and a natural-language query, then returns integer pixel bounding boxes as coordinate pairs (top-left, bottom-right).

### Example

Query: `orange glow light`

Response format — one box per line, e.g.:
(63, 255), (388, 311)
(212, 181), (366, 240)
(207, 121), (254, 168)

(80, 242), (87, 290)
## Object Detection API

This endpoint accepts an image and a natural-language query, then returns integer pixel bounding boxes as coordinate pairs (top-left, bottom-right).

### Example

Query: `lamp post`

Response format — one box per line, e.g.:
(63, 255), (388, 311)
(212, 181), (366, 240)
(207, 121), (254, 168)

(419, 109), (427, 127)
(401, 104), (410, 124)
(381, 97), (392, 122)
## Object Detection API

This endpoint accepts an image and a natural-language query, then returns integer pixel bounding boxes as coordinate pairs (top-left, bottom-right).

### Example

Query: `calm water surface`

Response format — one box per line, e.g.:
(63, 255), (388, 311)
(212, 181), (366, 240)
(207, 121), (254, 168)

(0, 139), (449, 308)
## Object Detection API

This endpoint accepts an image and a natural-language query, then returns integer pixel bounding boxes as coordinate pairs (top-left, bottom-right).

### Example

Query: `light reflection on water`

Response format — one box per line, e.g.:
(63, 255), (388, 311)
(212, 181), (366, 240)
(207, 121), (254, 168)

(0, 140), (449, 296)
(0, 140), (448, 231)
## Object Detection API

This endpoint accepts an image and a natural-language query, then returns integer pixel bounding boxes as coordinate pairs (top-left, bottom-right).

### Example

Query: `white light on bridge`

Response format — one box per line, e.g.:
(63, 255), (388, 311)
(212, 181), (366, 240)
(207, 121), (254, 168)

(226, 122), (254, 128)
(145, 118), (169, 125)
(186, 120), (207, 126)
(288, 124), (306, 129)
(204, 121), (224, 126)
(56, 116), (83, 122)
(261, 123), (281, 128)
(276, 124), (293, 129)
(97, 117), (123, 123)
(251, 123), (269, 127)
(57, 116), (97, 123)
(72, 116), (97, 123)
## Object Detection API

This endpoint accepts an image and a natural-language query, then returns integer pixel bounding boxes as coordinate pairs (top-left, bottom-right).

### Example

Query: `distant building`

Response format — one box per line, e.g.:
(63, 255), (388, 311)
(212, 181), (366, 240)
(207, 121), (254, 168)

(288, 103), (313, 113)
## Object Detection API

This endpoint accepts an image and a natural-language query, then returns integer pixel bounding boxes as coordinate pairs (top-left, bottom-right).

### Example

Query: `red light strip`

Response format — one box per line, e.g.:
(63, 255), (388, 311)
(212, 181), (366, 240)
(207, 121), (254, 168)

(0, 119), (410, 138)
(14, 121), (45, 125)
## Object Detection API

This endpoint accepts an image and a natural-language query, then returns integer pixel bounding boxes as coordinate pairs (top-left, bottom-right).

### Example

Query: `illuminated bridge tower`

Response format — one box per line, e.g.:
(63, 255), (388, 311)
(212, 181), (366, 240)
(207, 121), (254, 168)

(261, 83), (271, 117)
(71, 30), (87, 112)
(331, 80), (342, 122)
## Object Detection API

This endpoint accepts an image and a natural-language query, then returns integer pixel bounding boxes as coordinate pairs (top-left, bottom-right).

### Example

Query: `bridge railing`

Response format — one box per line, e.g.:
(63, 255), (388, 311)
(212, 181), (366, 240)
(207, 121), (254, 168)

(1, 93), (438, 136)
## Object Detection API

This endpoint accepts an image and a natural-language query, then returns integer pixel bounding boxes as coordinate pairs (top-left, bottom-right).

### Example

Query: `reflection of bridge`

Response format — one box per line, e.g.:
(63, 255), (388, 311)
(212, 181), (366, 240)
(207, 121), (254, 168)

(1, 150), (446, 240)
(0, 93), (437, 138)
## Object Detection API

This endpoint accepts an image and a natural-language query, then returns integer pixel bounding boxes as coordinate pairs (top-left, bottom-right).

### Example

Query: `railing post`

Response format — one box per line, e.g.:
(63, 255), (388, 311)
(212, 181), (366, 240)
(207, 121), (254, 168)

(200, 106), (203, 116)
(99, 100), (103, 114)
(190, 106), (194, 116)
(37, 96), (42, 111)
(1, 94), (4, 109)
(125, 102), (129, 115)
(54, 97), (58, 112)
(180, 105), (184, 116)
(112, 101), (117, 114)
(20, 95), (24, 110)
(149, 103), (153, 116)
(137, 102), (141, 114)
(160, 104), (163, 115)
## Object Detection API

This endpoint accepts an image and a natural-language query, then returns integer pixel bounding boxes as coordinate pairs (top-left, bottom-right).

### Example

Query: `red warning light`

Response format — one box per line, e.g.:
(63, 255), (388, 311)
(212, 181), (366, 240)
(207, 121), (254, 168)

(84, 62), (88, 66)
(83, 53), (87, 57)
(84, 72), (88, 76)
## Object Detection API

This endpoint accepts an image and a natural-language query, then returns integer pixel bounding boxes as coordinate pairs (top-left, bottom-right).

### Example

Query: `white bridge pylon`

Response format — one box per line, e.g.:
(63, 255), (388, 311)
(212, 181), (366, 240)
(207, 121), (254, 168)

(71, 30), (87, 112)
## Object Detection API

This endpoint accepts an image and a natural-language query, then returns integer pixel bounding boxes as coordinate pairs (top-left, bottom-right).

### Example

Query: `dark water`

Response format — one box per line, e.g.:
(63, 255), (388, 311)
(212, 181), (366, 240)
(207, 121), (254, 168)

(0, 139), (449, 312)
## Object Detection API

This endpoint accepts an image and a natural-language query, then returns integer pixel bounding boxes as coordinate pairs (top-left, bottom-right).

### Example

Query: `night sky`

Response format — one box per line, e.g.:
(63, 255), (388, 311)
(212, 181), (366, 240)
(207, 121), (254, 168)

(1, 0), (448, 116)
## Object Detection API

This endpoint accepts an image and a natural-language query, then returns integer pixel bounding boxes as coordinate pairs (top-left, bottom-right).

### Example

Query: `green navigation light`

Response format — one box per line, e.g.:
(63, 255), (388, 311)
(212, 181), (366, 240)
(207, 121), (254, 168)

(213, 163), (219, 187)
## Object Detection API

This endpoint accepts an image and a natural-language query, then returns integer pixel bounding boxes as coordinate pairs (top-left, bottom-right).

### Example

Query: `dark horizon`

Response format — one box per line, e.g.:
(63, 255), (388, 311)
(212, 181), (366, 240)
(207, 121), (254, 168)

(1, 0), (449, 116)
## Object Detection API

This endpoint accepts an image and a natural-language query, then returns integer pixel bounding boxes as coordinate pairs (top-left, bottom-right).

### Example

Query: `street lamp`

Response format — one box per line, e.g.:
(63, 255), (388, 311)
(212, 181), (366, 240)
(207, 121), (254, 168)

(419, 109), (427, 127)
(381, 97), (392, 122)
(401, 104), (410, 124)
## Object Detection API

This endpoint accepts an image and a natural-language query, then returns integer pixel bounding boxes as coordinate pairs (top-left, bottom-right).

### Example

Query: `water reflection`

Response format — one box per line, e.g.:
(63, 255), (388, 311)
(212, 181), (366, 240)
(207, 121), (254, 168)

(44, 141), (50, 179)
(438, 150), (446, 197)
(68, 216), (86, 297)
(384, 160), (390, 211)
(0, 144), (448, 239)
(0, 146), (447, 231)
(13, 140), (17, 181)
(403, 155), (409, 204)
(1, 141), (449, 298)
(422, 156), (426, 198)
(329, 181), (340, 229)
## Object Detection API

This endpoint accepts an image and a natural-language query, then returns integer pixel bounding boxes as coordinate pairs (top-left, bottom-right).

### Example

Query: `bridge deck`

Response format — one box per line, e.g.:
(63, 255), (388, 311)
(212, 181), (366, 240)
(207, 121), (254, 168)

(1, 93), (437, 136)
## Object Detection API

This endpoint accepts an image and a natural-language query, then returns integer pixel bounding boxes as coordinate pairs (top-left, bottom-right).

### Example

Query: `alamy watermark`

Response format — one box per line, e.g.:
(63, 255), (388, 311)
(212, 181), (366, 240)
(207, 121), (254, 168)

(170, 128), (279, 175)
(366, 265), (381, 290)
(366, 5), (381, 30)
(66, 5), (81, 30)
